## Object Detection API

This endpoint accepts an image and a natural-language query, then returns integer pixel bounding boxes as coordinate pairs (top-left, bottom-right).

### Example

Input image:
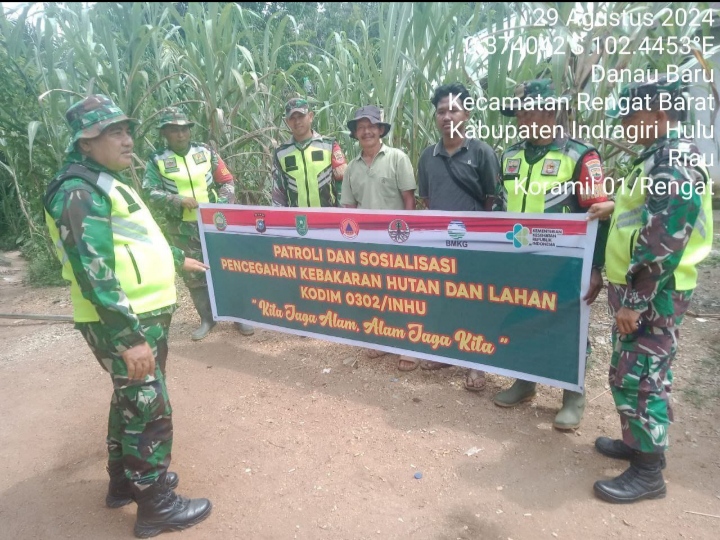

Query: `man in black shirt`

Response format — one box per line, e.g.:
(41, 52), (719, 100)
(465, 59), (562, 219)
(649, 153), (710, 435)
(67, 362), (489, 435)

(405, 83), (500, 388)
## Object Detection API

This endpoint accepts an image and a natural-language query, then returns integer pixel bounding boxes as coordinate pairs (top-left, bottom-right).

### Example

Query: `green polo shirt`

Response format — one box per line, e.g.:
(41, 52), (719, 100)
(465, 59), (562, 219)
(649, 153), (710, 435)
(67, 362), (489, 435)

(340, 144), (416, 210)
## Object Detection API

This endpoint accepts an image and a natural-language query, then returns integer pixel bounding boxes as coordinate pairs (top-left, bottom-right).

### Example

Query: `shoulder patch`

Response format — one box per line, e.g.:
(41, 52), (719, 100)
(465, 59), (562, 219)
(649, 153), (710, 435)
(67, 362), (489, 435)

(586, 158), (603, 182)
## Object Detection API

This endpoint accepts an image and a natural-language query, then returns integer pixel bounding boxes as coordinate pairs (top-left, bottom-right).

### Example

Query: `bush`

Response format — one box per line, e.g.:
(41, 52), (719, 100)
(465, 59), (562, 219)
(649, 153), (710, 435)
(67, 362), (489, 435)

(21, 239), (66, 287)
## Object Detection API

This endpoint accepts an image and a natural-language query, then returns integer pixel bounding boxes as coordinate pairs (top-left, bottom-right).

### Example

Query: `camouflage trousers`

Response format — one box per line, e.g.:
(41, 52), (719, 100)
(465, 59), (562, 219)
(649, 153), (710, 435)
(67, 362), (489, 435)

(78, 315), (173, 488)
(168, 221), (206, 290)
(608, 323), (680, 454)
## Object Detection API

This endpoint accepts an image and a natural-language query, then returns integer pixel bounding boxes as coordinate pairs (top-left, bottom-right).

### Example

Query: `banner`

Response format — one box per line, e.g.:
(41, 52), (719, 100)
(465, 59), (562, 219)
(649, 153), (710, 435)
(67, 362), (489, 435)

(198, 205), (598, 392)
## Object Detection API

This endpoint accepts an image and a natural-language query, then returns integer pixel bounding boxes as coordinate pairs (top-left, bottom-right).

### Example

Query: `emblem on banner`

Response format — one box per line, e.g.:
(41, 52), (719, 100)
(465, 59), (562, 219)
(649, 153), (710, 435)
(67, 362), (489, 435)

(295, 215), (308, 236)
(505, 223), (530, 248)
(388, 219), (410, 243)
(447, 221), (466, 240)
(340, 218), (359, 239)
(255, 212), (266, 233)
(541, 159), (561, 176)
(213, 211), (227, 231)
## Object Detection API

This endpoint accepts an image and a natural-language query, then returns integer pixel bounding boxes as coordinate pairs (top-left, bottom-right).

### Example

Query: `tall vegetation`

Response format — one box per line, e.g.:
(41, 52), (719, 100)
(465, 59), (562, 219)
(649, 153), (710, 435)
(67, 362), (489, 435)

(0, 2), (717, 284)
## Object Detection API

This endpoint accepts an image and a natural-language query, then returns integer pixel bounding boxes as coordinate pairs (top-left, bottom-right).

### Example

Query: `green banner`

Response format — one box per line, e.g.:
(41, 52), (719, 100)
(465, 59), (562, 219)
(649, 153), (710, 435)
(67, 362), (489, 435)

(199, 205), (597, 392)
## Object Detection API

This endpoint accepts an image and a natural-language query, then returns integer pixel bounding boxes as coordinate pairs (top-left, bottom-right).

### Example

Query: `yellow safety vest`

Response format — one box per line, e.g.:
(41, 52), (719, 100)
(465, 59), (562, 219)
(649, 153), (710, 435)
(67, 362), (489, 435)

(44, 165), (177, 322)
(155, 145), (215, 222)
(605, 152), (713, 290)
(276, 139), (334, 207)
(502, 145), (586, 213)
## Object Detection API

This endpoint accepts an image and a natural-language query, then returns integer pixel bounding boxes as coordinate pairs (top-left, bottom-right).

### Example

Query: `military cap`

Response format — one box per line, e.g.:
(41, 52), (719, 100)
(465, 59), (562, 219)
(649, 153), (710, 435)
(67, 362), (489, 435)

(284, 97), (311, 119)
(157, 107), (195, 128)
(500, 79), (563, 117)
(606, 75), (684, 118)
(346, 105), (391, 139)
(65, 94), (138, 152)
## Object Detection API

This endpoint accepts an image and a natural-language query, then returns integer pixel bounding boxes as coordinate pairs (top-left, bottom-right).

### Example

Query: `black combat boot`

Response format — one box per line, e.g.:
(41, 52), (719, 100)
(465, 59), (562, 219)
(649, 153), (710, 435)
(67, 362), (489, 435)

(189, 287), (216, 341)
(594, 437), (666, 469)
(593, 451), (666, 504)
(106, 461), (180, 508)
(133, 476), (212, 538)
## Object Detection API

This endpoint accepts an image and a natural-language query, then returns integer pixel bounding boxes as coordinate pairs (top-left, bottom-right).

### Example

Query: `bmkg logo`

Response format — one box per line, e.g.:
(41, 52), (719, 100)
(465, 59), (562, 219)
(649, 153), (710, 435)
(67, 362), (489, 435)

(447, 220), (466, 240)
(295, 215), (308, 236)
(505, 223), (530, 248)
(213, 211), (227, 231)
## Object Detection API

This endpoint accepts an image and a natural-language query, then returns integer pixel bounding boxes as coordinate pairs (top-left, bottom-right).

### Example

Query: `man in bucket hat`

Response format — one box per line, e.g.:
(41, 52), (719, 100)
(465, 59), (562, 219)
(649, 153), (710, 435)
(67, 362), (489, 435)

(341, 105), (417, 363)
(341, 105), (416, 210)
(43, 94), (213, 537)
(142, 106), (254, 340)
(592, 75), (713, 504)
(487, 79), (613, 431)
(271, 97), (348, 207)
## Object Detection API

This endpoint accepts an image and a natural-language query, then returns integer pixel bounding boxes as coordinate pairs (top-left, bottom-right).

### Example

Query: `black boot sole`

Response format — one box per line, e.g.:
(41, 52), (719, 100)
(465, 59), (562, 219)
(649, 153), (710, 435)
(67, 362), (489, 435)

(134, 502), (213, 538)
(593, 482), (667, 504)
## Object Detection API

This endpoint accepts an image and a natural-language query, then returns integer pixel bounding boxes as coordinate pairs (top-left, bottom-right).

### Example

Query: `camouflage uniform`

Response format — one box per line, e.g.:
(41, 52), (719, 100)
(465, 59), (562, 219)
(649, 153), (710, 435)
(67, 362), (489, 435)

(606, 134), (709, 454)
(593, 76), (713, 505)
(142, 108), (236, 290)
(43, 97), (186, 489)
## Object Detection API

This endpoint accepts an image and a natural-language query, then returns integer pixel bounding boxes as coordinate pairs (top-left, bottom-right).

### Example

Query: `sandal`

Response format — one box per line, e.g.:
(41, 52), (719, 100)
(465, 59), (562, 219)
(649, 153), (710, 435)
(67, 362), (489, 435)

(398, 355), (420, 371)
(464, 369), (487, 392)
(365, 348), (389, 359)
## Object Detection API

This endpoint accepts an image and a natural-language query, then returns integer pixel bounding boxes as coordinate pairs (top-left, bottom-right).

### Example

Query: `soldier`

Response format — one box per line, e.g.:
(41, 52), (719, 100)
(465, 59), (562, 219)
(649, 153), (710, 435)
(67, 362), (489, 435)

(493, 79), (613, 430)
(271, 97), (348, 208)
(592, 76), (713, 503)
(142, 107), (254, 340)
(43, 94), (212, 537)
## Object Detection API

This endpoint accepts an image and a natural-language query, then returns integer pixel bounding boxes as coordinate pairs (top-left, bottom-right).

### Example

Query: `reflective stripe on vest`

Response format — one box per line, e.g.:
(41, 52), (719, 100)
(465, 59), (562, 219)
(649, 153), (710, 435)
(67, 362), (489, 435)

(45, 171), (177, 322)
(276, 140), (333, 207)
(155, 146), (214, 222)
(502, 148), (578, 213)
(605, 160), (713, 290)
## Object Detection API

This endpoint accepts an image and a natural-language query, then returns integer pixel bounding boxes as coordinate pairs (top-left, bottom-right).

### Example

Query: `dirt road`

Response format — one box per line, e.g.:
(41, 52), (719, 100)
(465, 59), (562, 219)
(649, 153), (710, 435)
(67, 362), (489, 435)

(1, 250), (719, 540)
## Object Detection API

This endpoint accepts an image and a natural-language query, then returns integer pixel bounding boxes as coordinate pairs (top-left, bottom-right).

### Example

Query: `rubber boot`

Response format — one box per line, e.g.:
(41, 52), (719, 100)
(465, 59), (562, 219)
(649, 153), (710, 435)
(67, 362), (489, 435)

(106, 462), (179, 508)
(595, 437), (666, 470)
(493, 379), (537, 407)
(234, 322), (255, 336)
(133, 475), (212, 538)
(593, 451), (666, 504)
(553, 390), (586, 430)
(189, 287), (216, 341)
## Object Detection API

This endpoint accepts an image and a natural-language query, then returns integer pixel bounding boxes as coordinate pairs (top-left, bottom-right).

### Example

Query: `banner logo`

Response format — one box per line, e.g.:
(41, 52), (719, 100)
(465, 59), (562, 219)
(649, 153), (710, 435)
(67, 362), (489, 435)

(506, 223), (530, 248)
(388, 219), (410, 243)
(447, 221), (467, 240)
(255, 212), (267, 233)
(295, 215), (308, 236)
(213, 211), (227, 231)
(340, 218), (359, 239)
